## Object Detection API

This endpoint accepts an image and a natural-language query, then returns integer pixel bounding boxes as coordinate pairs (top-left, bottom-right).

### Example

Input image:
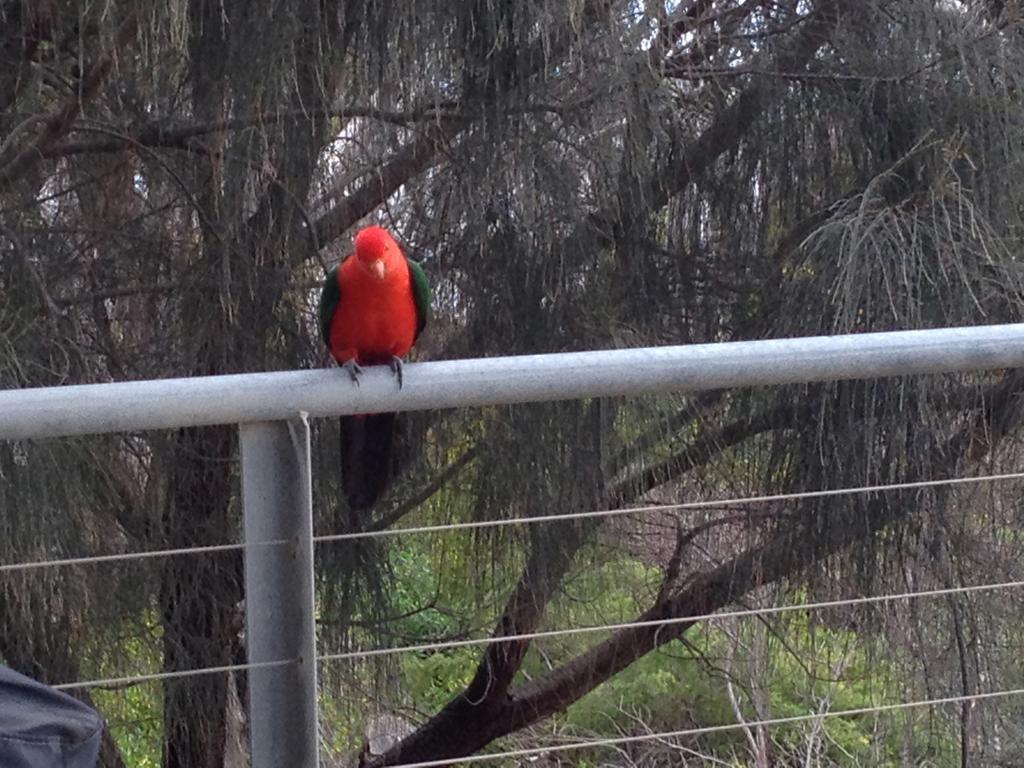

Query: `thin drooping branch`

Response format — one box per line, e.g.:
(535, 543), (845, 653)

(505, 513), (866, 730)
(358, 31), (855, 742)
(362, 394), (812, 768)
(366, 444), (482, 534)
(306, 0), (781, 256)
(313, 118), (466, 248)
(605, 391), (727, 481)
(647, 0), (843, 209)
(0, 10), (139, 191)
(45, 105), (463, 157)
(364, 368), (1024, 768)
(504, 373), (1024, 733)
(659, 0), (761, 74)
(610, 399), (805, 503)
(312, 0), (621, 251)
(0, 0), (54, 114)
(585, 0), (844, 245)
(44, 100), (602, 158)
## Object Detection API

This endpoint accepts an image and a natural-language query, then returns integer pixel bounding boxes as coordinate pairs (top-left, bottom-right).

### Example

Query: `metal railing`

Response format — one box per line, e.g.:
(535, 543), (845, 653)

(3, 323), (1024, 767)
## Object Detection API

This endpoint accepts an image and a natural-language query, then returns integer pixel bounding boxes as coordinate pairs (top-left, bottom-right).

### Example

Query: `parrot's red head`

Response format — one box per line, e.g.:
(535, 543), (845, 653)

(354, 226), (398, 279)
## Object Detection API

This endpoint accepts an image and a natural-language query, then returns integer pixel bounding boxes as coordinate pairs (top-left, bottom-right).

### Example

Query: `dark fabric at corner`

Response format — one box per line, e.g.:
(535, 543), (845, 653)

(0, 665), (102, 768)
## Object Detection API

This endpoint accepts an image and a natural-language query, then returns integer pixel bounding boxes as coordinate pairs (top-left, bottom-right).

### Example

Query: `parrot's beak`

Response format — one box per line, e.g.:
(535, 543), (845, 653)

(368, 259), (386, 280)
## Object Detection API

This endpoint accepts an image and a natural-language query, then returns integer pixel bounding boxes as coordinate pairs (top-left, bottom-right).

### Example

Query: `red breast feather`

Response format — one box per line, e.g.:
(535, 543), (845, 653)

(329, 254), (418, 364)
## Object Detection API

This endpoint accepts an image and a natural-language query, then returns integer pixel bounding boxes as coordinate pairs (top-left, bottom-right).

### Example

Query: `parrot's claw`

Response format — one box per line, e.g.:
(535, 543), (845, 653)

(388, 356), (404, 389)
(342, 359), (364, 386)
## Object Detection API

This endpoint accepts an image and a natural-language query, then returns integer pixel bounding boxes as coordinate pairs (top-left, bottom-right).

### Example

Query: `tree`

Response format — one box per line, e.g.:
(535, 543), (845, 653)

(3, 0), (1024, 766)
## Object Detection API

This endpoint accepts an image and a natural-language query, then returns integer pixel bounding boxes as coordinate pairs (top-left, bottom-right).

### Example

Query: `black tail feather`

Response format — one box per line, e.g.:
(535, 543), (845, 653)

(340, 412), (396, 514)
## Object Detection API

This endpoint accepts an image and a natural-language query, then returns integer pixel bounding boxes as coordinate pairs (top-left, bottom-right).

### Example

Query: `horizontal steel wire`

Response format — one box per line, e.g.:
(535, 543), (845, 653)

(313, 470), (1024, 544)
(0, 538), (290, 574)
(52, 658), (296, 691)
(385, 687), (1024, 768)
(5, 471), (1023, 573)
(317, 578), (1024, 662)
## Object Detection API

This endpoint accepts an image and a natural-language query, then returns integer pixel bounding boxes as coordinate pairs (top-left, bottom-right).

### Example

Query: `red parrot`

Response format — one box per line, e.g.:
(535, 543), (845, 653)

(319, 225), (429, 511)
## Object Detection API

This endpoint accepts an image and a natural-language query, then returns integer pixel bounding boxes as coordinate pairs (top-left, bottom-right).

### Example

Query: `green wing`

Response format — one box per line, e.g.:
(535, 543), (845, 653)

(318, 266), (341, 348)
(407, 258), (430, 338)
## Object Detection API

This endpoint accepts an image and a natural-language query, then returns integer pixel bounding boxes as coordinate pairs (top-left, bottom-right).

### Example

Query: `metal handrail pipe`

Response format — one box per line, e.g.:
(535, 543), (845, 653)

(2, 323), (1023, 439)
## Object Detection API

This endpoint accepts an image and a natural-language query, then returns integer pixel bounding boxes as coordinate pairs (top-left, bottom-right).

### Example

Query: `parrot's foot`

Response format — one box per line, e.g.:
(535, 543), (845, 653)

(342, 359), (364, 386)
(388, 355), (404, 389)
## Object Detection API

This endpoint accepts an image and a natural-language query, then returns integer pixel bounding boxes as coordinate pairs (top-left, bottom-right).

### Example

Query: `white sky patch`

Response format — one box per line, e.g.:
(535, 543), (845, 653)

(37, 168), (66, 226)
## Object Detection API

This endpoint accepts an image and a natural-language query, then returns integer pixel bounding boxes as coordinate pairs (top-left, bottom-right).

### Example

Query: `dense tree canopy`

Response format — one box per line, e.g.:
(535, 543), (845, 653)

(4, 0), (1024, 766)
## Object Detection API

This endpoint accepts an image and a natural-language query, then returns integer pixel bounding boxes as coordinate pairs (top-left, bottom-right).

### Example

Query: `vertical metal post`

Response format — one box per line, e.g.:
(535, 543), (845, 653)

(240, 415), (319, 768)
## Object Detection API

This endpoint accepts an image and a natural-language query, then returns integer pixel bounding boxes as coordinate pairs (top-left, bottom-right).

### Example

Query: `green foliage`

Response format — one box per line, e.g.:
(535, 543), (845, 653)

(86, 611), (164, 768)
(556, 595), (959, 766)
(93, 685), (163, 768)
(384, 543), (959, 766)
(388, 528), (502, 637)
(402, 649), (480, 712)
(387, 531), (505, 710)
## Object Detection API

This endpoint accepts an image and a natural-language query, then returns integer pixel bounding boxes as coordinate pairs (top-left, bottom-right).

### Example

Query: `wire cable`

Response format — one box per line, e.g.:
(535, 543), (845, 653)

(318, 577), (1024, 662)
(52, 658), (296, 691)
(4, 472), (1022, 573)
(384, 686), (1024, 768)
(0, 538), (290, 574)
(313, 470), (1024, 544)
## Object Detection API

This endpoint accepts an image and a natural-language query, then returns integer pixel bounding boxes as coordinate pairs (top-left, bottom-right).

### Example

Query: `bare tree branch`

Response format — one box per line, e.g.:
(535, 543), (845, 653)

(0, 10), (138, 191)
(362, 393), (809, 767)
(0, 0), (55, 114)
(498, 372), (1024, 737)
(586, 0), (845, 245)
(610, 400), (804, 503)
(44, 105), (463, 157)
(313, 118), (466, 249)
